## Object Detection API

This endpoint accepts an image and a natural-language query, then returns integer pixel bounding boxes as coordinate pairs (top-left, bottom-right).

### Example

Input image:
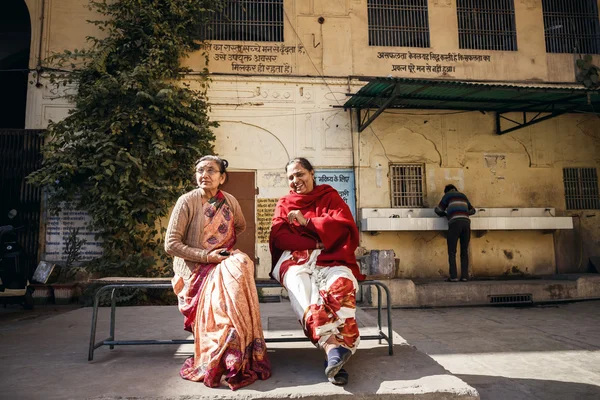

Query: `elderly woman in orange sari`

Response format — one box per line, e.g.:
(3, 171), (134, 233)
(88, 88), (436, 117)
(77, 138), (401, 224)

(269, 157), (365, 386)
(165, 155), (271, 390)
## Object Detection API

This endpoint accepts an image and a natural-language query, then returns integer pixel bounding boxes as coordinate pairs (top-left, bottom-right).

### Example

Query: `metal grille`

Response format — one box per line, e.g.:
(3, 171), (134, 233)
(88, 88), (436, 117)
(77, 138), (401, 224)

(457, 0), (517, 51)
(203, 0), (284, 42)
(367, 0), (430, 48)
(0, 129), (44, 277)
(489, 294), (533, 304)
(563, 168), (600, 210)
(542, 0), (600, 54)
(390, 164), (424, 208)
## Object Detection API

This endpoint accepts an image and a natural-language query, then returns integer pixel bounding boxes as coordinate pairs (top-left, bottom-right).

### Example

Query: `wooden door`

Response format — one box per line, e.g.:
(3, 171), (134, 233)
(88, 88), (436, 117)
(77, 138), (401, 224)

(220, 171), (256, 262)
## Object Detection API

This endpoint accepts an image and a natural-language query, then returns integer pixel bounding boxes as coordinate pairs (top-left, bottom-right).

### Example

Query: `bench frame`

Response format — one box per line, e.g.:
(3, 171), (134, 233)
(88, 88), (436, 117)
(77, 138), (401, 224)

(88, 279), (393, 361)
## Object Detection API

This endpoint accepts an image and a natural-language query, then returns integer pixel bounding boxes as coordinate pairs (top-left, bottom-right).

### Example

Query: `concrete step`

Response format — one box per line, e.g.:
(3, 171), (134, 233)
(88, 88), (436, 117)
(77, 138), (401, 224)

(1, 303), (479, 399)
(363, 274), (600, 307)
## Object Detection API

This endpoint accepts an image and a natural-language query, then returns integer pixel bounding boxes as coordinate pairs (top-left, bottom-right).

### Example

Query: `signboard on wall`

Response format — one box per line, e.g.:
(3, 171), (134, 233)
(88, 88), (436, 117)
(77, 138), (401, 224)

(45, 206), (103, 262)
(315, 169), (356, 219)
(256, 198), (279, 244)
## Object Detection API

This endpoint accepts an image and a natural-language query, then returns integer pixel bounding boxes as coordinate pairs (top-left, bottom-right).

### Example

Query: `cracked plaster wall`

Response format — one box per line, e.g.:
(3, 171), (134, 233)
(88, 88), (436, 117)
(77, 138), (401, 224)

(358, 111), (600, 278)
(205, 76), (356, 277)
(22, 0), (600, 278)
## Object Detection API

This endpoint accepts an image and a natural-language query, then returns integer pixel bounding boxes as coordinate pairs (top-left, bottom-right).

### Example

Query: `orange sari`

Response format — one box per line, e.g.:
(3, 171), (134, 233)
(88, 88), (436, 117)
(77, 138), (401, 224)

(171, 191), (271, 390)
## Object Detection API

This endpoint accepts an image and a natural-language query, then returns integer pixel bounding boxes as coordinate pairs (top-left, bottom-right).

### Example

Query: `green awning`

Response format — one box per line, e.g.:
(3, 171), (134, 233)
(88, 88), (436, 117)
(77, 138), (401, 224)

(342, 78), (600, 134)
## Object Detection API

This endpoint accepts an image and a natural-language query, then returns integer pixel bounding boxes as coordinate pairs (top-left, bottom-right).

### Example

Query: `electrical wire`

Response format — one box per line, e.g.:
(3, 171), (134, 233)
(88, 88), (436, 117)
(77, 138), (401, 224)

(207, 108), (342, 118)
(368, 125), (392, 163)
(282, 9), (342, 106)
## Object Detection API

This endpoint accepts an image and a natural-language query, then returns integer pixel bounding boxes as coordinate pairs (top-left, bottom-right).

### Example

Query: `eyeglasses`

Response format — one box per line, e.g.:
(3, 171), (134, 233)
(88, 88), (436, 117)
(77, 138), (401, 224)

(196, 167), (220, 176)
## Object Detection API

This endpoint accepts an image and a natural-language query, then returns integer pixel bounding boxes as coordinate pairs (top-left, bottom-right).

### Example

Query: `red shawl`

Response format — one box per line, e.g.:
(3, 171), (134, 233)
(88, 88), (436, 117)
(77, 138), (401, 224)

(269, 184), (365, 281)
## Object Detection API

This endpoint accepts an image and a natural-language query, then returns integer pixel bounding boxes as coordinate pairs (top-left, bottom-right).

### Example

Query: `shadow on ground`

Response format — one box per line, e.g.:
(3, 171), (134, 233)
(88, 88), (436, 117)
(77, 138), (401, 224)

(458, 374), (600, 400)
(1, 306), (477, 399)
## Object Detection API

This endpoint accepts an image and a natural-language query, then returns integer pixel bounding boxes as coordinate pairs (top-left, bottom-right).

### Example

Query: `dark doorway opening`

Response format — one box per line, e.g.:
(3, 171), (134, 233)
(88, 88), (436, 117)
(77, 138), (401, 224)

(1, 1), (31, 129)
(1, 3), (42, 277)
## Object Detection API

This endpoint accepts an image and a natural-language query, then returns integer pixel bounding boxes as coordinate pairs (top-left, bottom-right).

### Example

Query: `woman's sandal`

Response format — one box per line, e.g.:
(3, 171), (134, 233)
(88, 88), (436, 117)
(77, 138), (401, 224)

(325, 347), (352, 380)
(329, 368), (349, 385)
(323, 361), (349, 386)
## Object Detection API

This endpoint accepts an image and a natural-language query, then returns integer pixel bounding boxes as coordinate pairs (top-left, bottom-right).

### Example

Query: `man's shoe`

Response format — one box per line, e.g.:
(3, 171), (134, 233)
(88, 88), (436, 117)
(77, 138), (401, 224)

(446, 277), (459, 282)
(460, 278), (468, 282)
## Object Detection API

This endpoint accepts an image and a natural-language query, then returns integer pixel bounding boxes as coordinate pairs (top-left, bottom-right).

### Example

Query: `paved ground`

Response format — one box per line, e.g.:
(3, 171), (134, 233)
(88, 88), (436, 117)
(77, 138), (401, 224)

(1, 299), (599, 399)
(0, 302), (476, 400)
(366, 301), (600, 400)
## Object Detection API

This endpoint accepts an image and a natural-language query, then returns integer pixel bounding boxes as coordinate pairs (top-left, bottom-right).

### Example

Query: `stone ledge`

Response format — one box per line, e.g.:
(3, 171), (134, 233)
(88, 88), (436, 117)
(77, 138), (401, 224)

(364, 275), (600, 307)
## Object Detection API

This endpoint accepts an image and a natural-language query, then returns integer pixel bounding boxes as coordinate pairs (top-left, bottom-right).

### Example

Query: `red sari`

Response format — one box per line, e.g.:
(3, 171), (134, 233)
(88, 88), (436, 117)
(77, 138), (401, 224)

(172, 191), (271, 390)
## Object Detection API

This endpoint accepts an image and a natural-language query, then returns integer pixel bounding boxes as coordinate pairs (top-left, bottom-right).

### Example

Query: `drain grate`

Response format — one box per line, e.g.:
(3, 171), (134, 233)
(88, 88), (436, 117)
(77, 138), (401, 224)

(259, 295), (282, 303)
(489, 293), (533, 305)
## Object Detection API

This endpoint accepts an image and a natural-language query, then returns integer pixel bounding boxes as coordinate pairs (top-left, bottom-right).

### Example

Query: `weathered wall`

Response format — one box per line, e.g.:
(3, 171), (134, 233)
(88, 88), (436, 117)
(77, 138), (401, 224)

(356, 109), (600, 277)
(201, 76), (355, 278)
(22, 0), (600, 279)
(184, 0), (600, 82)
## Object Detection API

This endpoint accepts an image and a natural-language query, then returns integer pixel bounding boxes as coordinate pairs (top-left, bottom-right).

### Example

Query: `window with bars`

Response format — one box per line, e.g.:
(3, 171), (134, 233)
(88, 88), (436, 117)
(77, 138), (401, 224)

(456, 0), (517, 51)
(390, 164), (425, 208)
(202, 0), (284, 42)
(367, 0), (430, 48)
(563, 168), (600, 210)
(542, 0), (600, 54)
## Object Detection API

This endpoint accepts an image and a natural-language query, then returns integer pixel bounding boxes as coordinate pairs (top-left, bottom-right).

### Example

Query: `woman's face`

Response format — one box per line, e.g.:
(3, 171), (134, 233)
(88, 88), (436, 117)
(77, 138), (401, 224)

(286, 162), (315, 194)
(195, 160), (225, 191)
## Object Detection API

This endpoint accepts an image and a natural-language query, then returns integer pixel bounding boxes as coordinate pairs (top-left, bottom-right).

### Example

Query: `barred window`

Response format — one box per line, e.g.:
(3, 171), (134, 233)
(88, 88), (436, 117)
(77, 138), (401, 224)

(367, 0), (430, 48)
(456, 0), (517, 51)
(203, 0), (283, 42)
(563, 168), (600, 210)
(542, 0), (600, 54)
(390, 164), (424, 208)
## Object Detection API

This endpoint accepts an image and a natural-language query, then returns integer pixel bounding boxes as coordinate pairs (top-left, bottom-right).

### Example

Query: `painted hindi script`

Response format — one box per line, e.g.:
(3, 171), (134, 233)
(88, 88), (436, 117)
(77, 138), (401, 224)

(199, 43), (306, 75)
(257, 198), (279, 243)
(315, 169), (356, 219)
(377, 50), (492, 74)
(45, 206), (103, 262)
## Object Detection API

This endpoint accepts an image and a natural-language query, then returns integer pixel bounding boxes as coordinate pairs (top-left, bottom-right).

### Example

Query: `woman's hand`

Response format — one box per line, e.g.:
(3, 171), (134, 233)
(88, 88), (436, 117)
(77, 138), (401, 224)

(287, 210), (309, 226)
(206, 248), (229, 264)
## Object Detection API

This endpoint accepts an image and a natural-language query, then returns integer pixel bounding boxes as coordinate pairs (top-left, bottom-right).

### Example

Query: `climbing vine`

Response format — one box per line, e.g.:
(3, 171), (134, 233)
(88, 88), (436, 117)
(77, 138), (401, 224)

(28, 0), (223, 277)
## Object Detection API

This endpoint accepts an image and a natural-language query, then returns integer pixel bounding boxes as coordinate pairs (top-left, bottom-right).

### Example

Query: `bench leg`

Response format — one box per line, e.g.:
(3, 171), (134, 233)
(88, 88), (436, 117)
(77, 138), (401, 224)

(88, 287), (103, 361)
(382, 284), (394, 355)
(376, 285), (382, 344)
(109, 288), (117, 350)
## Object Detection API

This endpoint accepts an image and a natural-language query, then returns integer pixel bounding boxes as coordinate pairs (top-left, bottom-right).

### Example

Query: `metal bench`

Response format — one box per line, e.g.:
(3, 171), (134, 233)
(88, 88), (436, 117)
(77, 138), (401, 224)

(88, 277), (393, 361)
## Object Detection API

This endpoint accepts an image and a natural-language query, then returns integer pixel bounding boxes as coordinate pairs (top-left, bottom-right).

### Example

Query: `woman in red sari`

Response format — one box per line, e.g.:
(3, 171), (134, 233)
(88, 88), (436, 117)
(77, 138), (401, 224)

(269, 157), (365, 386)
(165, 155), (271, 390)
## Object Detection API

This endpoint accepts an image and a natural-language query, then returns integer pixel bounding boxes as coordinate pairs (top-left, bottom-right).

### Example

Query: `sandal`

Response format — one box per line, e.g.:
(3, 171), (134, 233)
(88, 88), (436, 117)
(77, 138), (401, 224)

(329, 368), (349, 385)
(325, 346), (352, 380)
(323, 361), (349, 385)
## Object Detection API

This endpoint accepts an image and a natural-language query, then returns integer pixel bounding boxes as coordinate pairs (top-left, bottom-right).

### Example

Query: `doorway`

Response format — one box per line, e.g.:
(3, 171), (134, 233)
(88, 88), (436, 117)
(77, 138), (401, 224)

(0, 2), (42, 277)
(220, 171), (257, 263)
(1, 1), (31, 129)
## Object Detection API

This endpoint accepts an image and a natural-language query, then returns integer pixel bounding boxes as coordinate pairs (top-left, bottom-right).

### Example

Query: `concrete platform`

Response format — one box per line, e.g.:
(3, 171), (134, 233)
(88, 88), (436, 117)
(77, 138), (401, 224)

(0, 302), (478, 400)
(364, 274), (600, 307)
